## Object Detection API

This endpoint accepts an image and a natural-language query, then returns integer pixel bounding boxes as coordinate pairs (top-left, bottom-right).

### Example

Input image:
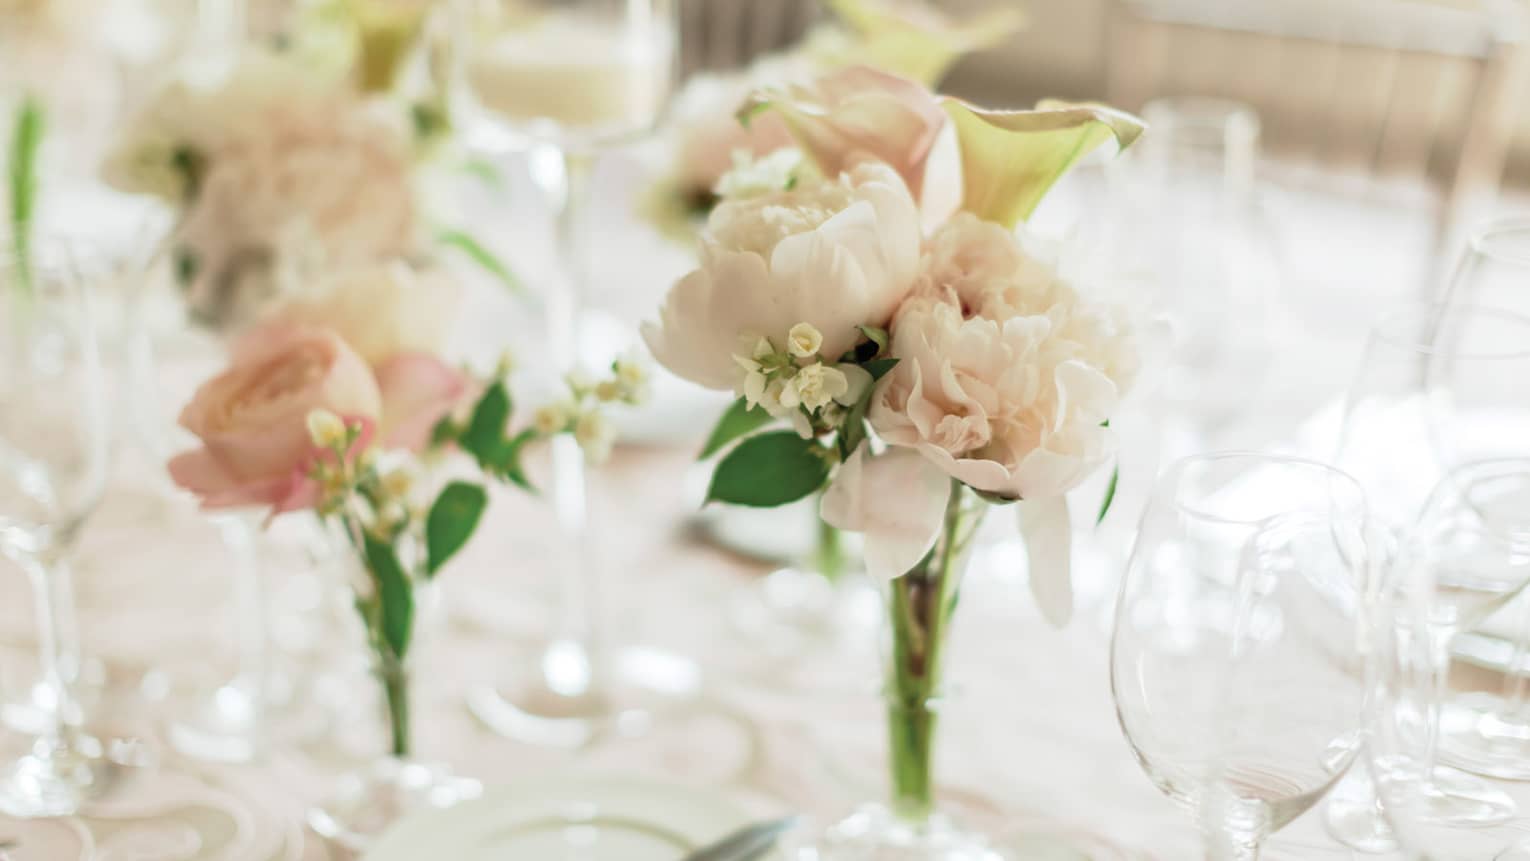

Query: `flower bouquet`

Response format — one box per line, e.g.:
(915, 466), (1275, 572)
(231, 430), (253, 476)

(167, 265), (642, 848)
(644, 66), (1151, 857)
(103, 49), (512, 334)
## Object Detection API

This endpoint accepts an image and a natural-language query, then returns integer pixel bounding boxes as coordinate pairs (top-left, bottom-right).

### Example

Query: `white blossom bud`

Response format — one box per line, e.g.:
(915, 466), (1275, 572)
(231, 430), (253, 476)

(306, 409), (348, 449)
(787, 322), (824, 359)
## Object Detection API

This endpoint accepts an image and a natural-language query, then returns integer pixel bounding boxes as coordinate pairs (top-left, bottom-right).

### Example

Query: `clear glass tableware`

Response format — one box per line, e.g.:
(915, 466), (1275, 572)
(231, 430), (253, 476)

(1325, 301), (1530, 848)
(0, 248), (115, 817)
(1439, 216), (1530, 316)
(1103, 98), (1278, 449)
(453, 0), (694, 745)
(1370, 470), (1530, 860)
(1111, 452), (1372, 860)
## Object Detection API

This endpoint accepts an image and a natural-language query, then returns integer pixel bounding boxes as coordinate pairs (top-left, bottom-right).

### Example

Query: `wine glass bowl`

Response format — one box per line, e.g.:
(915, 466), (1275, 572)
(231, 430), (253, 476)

(1112, 453), (1371, 858)
(0, 247), (116, 817)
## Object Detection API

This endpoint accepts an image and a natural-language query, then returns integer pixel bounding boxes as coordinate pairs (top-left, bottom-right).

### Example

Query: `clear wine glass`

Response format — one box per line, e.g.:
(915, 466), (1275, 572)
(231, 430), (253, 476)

(1112, 452), (1372, 860)
(1370, 460), (1530, 860)
(0, 247), (115, 816)
(452, 0), (690, 745)
(1105, 98), (1279, 450)
(1325, 301), (1530, 848)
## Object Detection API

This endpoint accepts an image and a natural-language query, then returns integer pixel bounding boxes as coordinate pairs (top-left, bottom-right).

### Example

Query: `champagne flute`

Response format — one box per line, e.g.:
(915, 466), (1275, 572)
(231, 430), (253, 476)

(0, 247), (115, 816)
(453, 0), (687, 744)
(1370, 461), (1530, 859)
(1112, 452), (1372, 860)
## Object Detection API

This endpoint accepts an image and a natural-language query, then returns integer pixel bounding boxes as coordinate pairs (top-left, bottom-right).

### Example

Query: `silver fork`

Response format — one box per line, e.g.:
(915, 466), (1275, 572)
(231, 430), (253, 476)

(680, 816), (798, 861)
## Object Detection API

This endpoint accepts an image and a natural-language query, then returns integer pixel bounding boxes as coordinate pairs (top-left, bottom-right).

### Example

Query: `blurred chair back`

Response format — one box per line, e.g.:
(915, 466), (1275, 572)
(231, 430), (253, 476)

(679, 0), (822, 77)
(1105, 0), (1530, 285)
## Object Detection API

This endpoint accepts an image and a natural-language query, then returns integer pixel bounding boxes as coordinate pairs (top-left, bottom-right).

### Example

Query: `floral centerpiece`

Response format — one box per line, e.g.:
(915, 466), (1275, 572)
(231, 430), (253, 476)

(167, 264), (643, 846)
(643, 65), (1150, 856)
(103, 49), (510, 333)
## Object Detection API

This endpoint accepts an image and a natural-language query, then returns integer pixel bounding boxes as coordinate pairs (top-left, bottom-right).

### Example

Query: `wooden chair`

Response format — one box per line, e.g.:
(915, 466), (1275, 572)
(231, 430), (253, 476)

(678, 0), (823, 78)
(1105, 0), (1530, 289)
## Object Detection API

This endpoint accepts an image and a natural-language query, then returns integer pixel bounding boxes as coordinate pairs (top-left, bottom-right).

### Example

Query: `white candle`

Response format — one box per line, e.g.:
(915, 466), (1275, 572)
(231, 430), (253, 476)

(467, 13), (671, 134)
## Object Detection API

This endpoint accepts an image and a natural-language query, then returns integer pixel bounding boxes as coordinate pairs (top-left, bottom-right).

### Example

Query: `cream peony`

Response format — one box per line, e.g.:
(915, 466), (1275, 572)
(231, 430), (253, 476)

(870, 213), (1142, 500)
(642, 160), (922, 393)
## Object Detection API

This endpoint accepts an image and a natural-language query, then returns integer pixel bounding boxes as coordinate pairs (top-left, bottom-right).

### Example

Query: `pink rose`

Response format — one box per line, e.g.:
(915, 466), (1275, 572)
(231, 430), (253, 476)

(754, 66), (948, 210)
(169, 324), (383, 514)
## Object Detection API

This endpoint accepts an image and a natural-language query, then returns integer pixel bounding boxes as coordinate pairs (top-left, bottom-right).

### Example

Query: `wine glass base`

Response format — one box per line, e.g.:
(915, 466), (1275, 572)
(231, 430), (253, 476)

(792, 804), (1001, 861)
(466, 643), (702, 748)
(306, 758), (482, 852)
(728, 568), (879, 658)
(166, 682), (263, 764)
(0, 742), (118, 818)
(1439, 694), (1530, 780)
(0, 658), (107, 736)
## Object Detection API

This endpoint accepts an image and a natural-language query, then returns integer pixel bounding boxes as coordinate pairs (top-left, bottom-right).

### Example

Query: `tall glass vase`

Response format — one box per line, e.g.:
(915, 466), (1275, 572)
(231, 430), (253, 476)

(307, 556), (479, 852)
(814, 482), (999, 860)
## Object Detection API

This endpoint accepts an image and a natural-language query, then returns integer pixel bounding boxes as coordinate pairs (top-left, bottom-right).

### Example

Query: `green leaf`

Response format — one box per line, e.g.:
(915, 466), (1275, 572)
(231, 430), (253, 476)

(863, 357), (900, 381)
(429, 415), (459, 449)
(497, 427), (538, 491)
(699, 398), (776, 460)
(706, 431), (832, 507)
(425, 481), (487, 575)
(1095, 464), (1120, 526)
(437, 229), (526, 296)
(363, 534), (415, 659)
(837, 397), (871, 461)
(940, 98), (1145, 228)
(460, 157), (507, 191)
(8, 95), (44, 298)
(460, 380), (511, 466)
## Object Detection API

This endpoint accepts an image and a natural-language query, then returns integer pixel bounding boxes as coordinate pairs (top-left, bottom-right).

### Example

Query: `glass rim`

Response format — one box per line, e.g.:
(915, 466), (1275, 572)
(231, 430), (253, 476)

(1160, 450), (1367, 527)
(1468, 215), (1530, 267)
(1369, 302), (1530, 361)
(1140, 96), (1261, 142)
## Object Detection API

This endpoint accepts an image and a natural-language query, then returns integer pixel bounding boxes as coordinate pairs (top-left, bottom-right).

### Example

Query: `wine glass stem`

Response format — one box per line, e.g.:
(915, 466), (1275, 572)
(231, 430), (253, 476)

(1495, 599), (1530, 724)
(538, 143), (602, 697)
(23, 555), (85, 746)
(216, 514), (269, 704)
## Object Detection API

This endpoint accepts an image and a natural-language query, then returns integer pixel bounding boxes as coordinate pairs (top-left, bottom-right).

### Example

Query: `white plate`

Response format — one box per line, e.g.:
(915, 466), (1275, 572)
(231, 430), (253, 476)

(364, 773), (773, 861)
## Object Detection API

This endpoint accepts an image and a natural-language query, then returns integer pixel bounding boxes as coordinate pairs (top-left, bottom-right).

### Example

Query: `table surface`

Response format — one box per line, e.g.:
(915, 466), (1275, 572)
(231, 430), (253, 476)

(4, 147), (1527, 860)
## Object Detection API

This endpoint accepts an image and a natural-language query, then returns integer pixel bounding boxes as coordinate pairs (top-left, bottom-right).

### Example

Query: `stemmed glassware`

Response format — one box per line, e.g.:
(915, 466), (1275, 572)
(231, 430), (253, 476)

(0, 248), (114, 816)
(453, 0), (688, 744)
(1370, 460), (1530, 859)
(1105, 98), (1278, 449)
(1111, 452), (1372, 860)
(1325, 301), (1530, 848)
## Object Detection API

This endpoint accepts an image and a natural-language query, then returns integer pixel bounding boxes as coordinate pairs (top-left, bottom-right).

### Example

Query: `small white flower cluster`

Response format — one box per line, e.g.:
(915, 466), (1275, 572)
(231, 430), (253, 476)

(532, 352), (651, 464)
(734, 322), (873, 438)
(713, 148), (812, 200)
(305, 408), (418, 528)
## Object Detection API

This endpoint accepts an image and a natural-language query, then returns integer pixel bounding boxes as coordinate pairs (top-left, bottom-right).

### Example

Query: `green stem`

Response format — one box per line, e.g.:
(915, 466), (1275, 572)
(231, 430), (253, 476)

(814, 515), (846, 584)
(885, 479), (980, 823)
(379, 655), (410, 759)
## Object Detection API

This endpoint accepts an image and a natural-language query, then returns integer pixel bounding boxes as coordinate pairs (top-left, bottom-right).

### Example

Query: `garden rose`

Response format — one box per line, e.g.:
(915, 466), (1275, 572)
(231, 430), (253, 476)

(642, 160), (921, 392)
(168, 324), (382, 514)
(266, 265), (470, 451)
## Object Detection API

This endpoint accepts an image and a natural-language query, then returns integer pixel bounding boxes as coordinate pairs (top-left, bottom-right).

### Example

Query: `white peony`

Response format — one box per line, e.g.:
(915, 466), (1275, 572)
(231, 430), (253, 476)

(642, 161), (922, 393)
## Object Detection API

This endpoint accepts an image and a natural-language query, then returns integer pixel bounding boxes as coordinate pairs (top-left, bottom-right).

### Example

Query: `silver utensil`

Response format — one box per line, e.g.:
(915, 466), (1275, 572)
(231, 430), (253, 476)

(681, 816), (798, 861)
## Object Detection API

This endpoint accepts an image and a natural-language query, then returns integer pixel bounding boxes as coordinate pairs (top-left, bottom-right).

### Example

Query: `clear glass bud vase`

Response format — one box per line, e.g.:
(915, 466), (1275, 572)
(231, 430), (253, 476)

(812, 482), (1001, 861)
(306, 560), (479, 851)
